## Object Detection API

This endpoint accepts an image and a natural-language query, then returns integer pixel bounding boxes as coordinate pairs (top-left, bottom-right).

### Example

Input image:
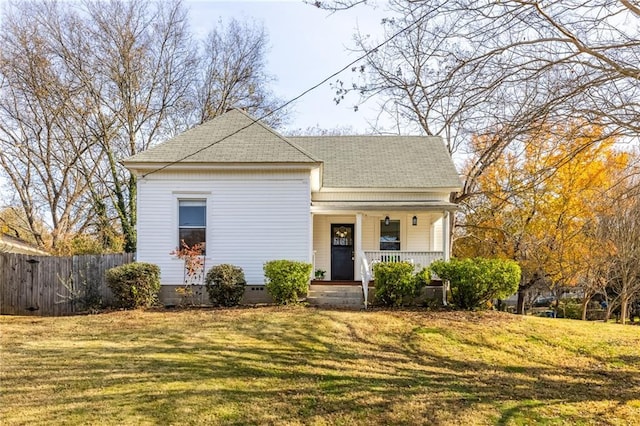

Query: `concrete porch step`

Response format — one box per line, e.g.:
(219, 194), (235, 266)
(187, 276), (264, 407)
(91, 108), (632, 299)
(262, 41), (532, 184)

(307, 284), (364, 308)
(308, 286), (363, 297)
(308, 291), (361, 298)
(306, 295), (364, 307)
(309, 284), (362, 291)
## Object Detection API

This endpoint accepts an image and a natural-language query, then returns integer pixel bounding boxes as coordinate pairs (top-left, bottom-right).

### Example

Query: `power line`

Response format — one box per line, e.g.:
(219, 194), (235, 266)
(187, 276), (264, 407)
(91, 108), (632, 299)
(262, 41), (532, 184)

(142, 11), (427, 178)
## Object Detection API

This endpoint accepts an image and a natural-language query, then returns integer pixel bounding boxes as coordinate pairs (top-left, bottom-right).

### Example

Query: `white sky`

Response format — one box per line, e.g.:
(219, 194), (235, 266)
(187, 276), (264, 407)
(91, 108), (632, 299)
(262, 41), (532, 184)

(186, 0), (388, 133)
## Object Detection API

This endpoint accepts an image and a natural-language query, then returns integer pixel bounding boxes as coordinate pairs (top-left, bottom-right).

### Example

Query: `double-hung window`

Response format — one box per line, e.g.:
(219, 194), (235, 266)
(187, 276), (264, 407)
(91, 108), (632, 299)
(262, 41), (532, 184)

(380, 219), (400, 251)
(178, 200), (206, 252)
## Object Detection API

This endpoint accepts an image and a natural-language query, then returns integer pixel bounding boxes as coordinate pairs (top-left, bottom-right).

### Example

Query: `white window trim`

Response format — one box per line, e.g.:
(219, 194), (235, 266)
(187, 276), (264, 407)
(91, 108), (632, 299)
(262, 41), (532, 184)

(172, 192), (211, 260)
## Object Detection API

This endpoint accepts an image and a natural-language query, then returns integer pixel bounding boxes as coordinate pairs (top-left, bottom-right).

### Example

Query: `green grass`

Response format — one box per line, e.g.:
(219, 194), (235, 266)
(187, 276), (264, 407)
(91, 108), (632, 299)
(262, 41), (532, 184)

(1, 307), (639, 425)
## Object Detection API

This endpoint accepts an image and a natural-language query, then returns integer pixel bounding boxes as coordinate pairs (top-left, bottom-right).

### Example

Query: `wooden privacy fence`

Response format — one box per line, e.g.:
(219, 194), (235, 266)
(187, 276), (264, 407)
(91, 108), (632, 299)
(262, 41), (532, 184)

(0, 253), (134, 316)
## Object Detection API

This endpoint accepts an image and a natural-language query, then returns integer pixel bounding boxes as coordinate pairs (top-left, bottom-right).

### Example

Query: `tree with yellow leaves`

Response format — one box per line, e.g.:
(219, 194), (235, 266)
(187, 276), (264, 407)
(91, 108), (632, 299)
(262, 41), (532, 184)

(455, 122), (631, 315)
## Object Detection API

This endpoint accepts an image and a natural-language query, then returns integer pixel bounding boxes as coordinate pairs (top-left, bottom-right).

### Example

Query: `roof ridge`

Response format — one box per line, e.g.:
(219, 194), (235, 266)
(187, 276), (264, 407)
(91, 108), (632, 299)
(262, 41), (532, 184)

(288, 135), (442, 140)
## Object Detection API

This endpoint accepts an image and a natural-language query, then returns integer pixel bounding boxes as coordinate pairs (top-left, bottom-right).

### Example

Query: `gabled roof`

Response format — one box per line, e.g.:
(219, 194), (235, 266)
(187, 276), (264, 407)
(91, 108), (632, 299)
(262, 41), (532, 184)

(124, 109), (461, 191)
(292, 136), (461, 189)
(124, 108), (319, 165)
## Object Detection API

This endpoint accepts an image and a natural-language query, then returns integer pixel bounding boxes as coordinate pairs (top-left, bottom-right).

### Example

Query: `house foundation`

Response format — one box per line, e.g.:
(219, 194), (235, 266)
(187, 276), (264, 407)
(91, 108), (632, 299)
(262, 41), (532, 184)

(157, 283), (443, 308)
(159, 285), (274, 307)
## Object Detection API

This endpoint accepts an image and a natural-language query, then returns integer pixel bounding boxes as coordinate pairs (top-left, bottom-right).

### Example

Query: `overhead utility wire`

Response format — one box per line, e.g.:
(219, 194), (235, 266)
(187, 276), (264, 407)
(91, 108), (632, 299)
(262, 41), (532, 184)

(142, 12), (427, 178)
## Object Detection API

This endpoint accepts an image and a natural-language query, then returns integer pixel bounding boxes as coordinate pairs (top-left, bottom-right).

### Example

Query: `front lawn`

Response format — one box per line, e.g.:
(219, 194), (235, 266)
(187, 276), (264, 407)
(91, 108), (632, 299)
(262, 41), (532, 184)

(1, 307), (639, 425)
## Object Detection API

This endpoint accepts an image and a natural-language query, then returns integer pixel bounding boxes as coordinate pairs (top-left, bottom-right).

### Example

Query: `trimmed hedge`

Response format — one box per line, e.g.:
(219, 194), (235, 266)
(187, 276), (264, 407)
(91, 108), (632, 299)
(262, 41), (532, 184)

(264, 260), (312, 305)
(105, 262), (160, 308)
(205, 264), (246, 307)
(430, 257), (520, 310)
(373, 261), (423, 307)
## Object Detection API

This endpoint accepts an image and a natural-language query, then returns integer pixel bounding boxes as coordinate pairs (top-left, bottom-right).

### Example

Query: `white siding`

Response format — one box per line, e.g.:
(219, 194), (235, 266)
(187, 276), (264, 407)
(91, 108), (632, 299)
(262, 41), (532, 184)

(405, 214), (425, 251)
(137, 171), (311, 285)
(361, 215), (376, 251)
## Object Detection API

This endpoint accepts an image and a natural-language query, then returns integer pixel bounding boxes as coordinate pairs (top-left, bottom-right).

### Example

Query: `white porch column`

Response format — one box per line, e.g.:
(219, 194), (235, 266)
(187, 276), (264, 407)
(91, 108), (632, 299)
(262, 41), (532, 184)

(443, 211), (450, 260)
(354, 212), (363, 281)
(442, 210), (450, 306)
(309, 212), (315, 279)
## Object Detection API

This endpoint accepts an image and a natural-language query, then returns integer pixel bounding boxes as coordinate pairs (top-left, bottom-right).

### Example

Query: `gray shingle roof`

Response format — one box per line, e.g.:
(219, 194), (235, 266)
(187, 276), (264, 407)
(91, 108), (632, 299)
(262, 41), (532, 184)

(124, 109), (461, 190)
(292, 136), (461, 189)
(124, 108), (319, 164)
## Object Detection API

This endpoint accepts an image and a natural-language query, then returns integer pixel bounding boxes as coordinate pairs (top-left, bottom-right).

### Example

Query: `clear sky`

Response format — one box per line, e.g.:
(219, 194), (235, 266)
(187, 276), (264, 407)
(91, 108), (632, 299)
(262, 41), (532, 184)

(186, 0), (387, 133)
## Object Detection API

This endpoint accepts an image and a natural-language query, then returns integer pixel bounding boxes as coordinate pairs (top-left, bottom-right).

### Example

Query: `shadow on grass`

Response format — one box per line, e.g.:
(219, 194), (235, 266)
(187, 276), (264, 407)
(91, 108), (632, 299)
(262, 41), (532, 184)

(1, 309), (639, 425)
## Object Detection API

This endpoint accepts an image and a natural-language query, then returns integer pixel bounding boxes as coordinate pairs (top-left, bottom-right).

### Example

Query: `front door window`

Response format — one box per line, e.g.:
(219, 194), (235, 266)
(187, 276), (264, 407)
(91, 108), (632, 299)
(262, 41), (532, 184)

(333, 225), (352, 247)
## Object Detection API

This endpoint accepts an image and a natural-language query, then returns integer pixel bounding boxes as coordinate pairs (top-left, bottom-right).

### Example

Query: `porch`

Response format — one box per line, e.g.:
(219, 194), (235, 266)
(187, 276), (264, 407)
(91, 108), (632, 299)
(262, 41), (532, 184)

(311, 211), (451, 282)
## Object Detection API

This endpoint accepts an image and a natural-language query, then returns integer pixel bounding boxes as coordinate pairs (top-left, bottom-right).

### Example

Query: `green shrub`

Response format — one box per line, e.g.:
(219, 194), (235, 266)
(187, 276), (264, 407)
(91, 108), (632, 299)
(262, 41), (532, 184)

(205, 264), (246, 307)
(557, 298), (582, 320)
(264, 260), (312, 304)
(105, 262), (160, 309)
(373, 261), (422, 307)
(430, 258), (520, 310)
(414, 267), (432, 288)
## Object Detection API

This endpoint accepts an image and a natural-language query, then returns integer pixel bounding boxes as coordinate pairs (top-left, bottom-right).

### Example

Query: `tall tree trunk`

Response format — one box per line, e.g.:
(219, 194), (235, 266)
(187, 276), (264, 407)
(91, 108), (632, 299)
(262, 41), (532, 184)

(581, 297), (589, 321)
(516, 274), (541, 315)
(620, 299), (629, 325)
(516, 287), (526, 315)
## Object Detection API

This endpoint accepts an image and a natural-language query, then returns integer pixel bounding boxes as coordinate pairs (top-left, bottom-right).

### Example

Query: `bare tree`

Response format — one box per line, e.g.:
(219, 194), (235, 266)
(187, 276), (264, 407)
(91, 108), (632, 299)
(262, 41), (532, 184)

(596, 196), (640, 324)
(0, 206), (47, 246)
(193, 18), (286, 127)
(78, 0), (197, 253)
(318, 0), (640, 202)
(0, 0), (196, 252)
(0, 0), (284, 253)
(0, 3), (98, 249)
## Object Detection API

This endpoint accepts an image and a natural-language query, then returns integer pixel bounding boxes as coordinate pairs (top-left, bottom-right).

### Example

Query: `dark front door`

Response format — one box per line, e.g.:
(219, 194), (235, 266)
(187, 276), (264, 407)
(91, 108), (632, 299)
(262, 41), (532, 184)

(331, 224), (354, 280)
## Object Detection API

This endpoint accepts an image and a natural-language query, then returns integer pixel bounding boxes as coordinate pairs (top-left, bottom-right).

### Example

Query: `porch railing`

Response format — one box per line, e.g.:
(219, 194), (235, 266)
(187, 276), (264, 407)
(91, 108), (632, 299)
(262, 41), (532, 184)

(363, 251), (444, 274)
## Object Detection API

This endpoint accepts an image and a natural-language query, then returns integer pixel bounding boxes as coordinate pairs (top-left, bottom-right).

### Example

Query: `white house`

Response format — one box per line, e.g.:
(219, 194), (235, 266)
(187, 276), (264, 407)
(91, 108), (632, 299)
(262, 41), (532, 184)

(123, 108), (461, 305)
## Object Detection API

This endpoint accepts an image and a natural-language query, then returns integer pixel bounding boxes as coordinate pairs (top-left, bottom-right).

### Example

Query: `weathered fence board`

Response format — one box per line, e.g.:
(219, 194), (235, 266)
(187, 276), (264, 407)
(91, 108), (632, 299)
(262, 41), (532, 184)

(0, 253), (134, 316)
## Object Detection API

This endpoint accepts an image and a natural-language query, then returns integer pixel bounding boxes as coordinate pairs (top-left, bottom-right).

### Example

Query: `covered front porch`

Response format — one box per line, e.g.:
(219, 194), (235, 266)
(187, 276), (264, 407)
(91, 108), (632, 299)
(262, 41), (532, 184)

(310, 209), (452, 283)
